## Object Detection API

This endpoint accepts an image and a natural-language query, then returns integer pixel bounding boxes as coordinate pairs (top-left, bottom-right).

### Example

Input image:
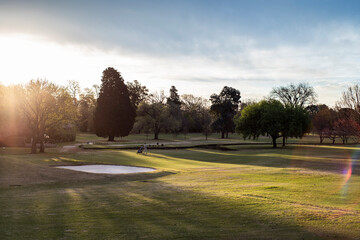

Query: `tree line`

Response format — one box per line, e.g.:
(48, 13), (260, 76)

(0, 67), (359, 152)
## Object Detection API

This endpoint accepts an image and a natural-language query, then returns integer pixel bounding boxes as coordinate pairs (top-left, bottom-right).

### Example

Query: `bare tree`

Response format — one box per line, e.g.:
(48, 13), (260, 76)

(271, 82), (317, 107)
(149, 90), (166, 104)
(181, 94), (209, 112)
(336, 84), (360, 123)
(136, 92), (169, 140)
(67, 80), (80, 102)
(312, 105), (336, 143)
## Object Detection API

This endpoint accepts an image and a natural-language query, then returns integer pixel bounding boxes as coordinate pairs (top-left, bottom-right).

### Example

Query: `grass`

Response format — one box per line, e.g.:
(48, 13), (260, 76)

(75, 132), (359, 150)
(1, 144), (360, 239)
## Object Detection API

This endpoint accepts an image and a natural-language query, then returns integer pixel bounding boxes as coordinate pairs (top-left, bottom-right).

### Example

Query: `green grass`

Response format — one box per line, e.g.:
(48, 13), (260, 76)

(1, 144), (360, 239)
(75, 132), (359, 149)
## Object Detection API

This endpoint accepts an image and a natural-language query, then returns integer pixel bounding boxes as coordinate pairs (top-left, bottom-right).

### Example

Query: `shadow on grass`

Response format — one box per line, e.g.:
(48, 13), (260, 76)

(167, 145), (360, 176)
(0, 180), (331, 240)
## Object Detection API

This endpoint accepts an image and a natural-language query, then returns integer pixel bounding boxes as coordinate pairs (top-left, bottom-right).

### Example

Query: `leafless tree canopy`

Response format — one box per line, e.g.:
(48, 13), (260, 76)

(337, 84), (360, 122)
(270, 83), (317, 107)
(149, 90), (167, 104)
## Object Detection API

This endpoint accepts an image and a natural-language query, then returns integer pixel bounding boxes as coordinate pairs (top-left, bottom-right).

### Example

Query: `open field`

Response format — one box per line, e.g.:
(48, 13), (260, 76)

(1, 143), (360, 239)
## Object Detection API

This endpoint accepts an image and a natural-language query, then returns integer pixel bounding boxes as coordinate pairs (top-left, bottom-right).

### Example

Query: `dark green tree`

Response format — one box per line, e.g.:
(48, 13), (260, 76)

(235, 100), (284, 148)
(167, 86), (181, 106)
(282, 105), (311, 146)
(210, 86), (241, 138)
(271, 82), (315, 144)
(166, 86), (182, 135)
(236, 100), (310, 148)
(94, 67), (135, 141)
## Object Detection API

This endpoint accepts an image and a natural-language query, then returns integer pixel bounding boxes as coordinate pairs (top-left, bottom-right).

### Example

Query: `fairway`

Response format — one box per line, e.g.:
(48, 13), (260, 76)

(1, 144), (360, 239)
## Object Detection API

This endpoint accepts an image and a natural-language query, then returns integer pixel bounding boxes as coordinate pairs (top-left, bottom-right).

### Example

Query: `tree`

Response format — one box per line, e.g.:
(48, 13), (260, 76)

(271, 82), (316, 107)
(282, 105), (311, 146)
(235, 100), (310, 148)
(305, 104), (319, 120)
(127, 80), (149, 109)
(333, 118), (360, 144)
(167, 86), (182, 105)
(235, 100), (284, 148)
(78, 88), (96, 132)
(236, 100), (280, 147)
(67, 80), (80, 103)
(199, 107), (213, 140)
(336, 84), (360, 123)
(271, 82), (316, 144)
(312, 105), (336, 143)
(240, 99), (257, 112)
(20, 79), (76, 153)
(166, 86), (182, 135)
(210, 86), (241, 138)
(136, 91), (170, 140)
(94, 67), (136, 141)
(181, 94), (212, 139)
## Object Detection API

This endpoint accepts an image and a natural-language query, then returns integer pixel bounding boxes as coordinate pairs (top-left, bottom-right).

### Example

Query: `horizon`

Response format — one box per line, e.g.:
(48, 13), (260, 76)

(1, 0), (360, 106)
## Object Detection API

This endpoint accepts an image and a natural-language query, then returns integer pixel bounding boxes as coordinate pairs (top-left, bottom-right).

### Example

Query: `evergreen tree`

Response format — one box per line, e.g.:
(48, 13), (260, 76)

(166, 86), (182, 134)
(94, 67), (135, 141)
(210, 86), (241, 138)
(167, 86), (181, 106)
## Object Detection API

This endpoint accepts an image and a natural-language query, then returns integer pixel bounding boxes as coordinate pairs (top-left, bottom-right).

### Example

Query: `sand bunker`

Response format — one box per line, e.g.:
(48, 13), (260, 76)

(56, 165), (155, 174)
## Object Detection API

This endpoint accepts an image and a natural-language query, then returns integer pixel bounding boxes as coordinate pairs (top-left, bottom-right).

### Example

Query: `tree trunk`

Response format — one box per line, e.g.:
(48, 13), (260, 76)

(205, 132), (208, 140)
(31, 137), (37, 154)
(154, 131), (159, 140)
(282, 136), (286, 147)
(221, 132), (225, 139)
(320, 135), (323, 144)
(226, 132), (229, 138)
(39, 139), (45, 153)
(272, 136), (277, 148)
(108, 135), (115, 141)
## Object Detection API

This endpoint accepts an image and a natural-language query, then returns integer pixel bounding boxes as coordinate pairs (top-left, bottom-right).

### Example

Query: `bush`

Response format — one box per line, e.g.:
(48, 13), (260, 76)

(47, 124), (76, 143)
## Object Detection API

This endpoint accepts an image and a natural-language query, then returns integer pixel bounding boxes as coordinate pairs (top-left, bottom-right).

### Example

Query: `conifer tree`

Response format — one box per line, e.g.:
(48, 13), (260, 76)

(94, 67), (135, 141)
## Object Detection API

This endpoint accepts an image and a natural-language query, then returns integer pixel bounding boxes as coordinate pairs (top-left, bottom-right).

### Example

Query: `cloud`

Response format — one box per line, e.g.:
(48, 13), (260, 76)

(1, 1), (360, 106)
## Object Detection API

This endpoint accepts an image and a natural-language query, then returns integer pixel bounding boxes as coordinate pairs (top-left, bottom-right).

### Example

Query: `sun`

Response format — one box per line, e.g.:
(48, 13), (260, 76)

(0, 33), (100, 87)
(0, 34), (55, 84)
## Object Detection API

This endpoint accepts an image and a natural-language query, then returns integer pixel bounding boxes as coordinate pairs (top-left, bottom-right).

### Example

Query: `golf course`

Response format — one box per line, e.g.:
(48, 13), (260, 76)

(1, 134), (359, 239)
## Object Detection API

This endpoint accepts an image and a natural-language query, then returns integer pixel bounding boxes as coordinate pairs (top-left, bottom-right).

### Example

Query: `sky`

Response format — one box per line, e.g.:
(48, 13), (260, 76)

(1, 0), (360, 106)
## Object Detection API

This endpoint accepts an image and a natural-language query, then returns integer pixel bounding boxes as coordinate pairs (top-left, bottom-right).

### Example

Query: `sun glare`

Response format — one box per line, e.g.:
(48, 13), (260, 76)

(0, 34), (105, 87)
(0, 34), (167, 92)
